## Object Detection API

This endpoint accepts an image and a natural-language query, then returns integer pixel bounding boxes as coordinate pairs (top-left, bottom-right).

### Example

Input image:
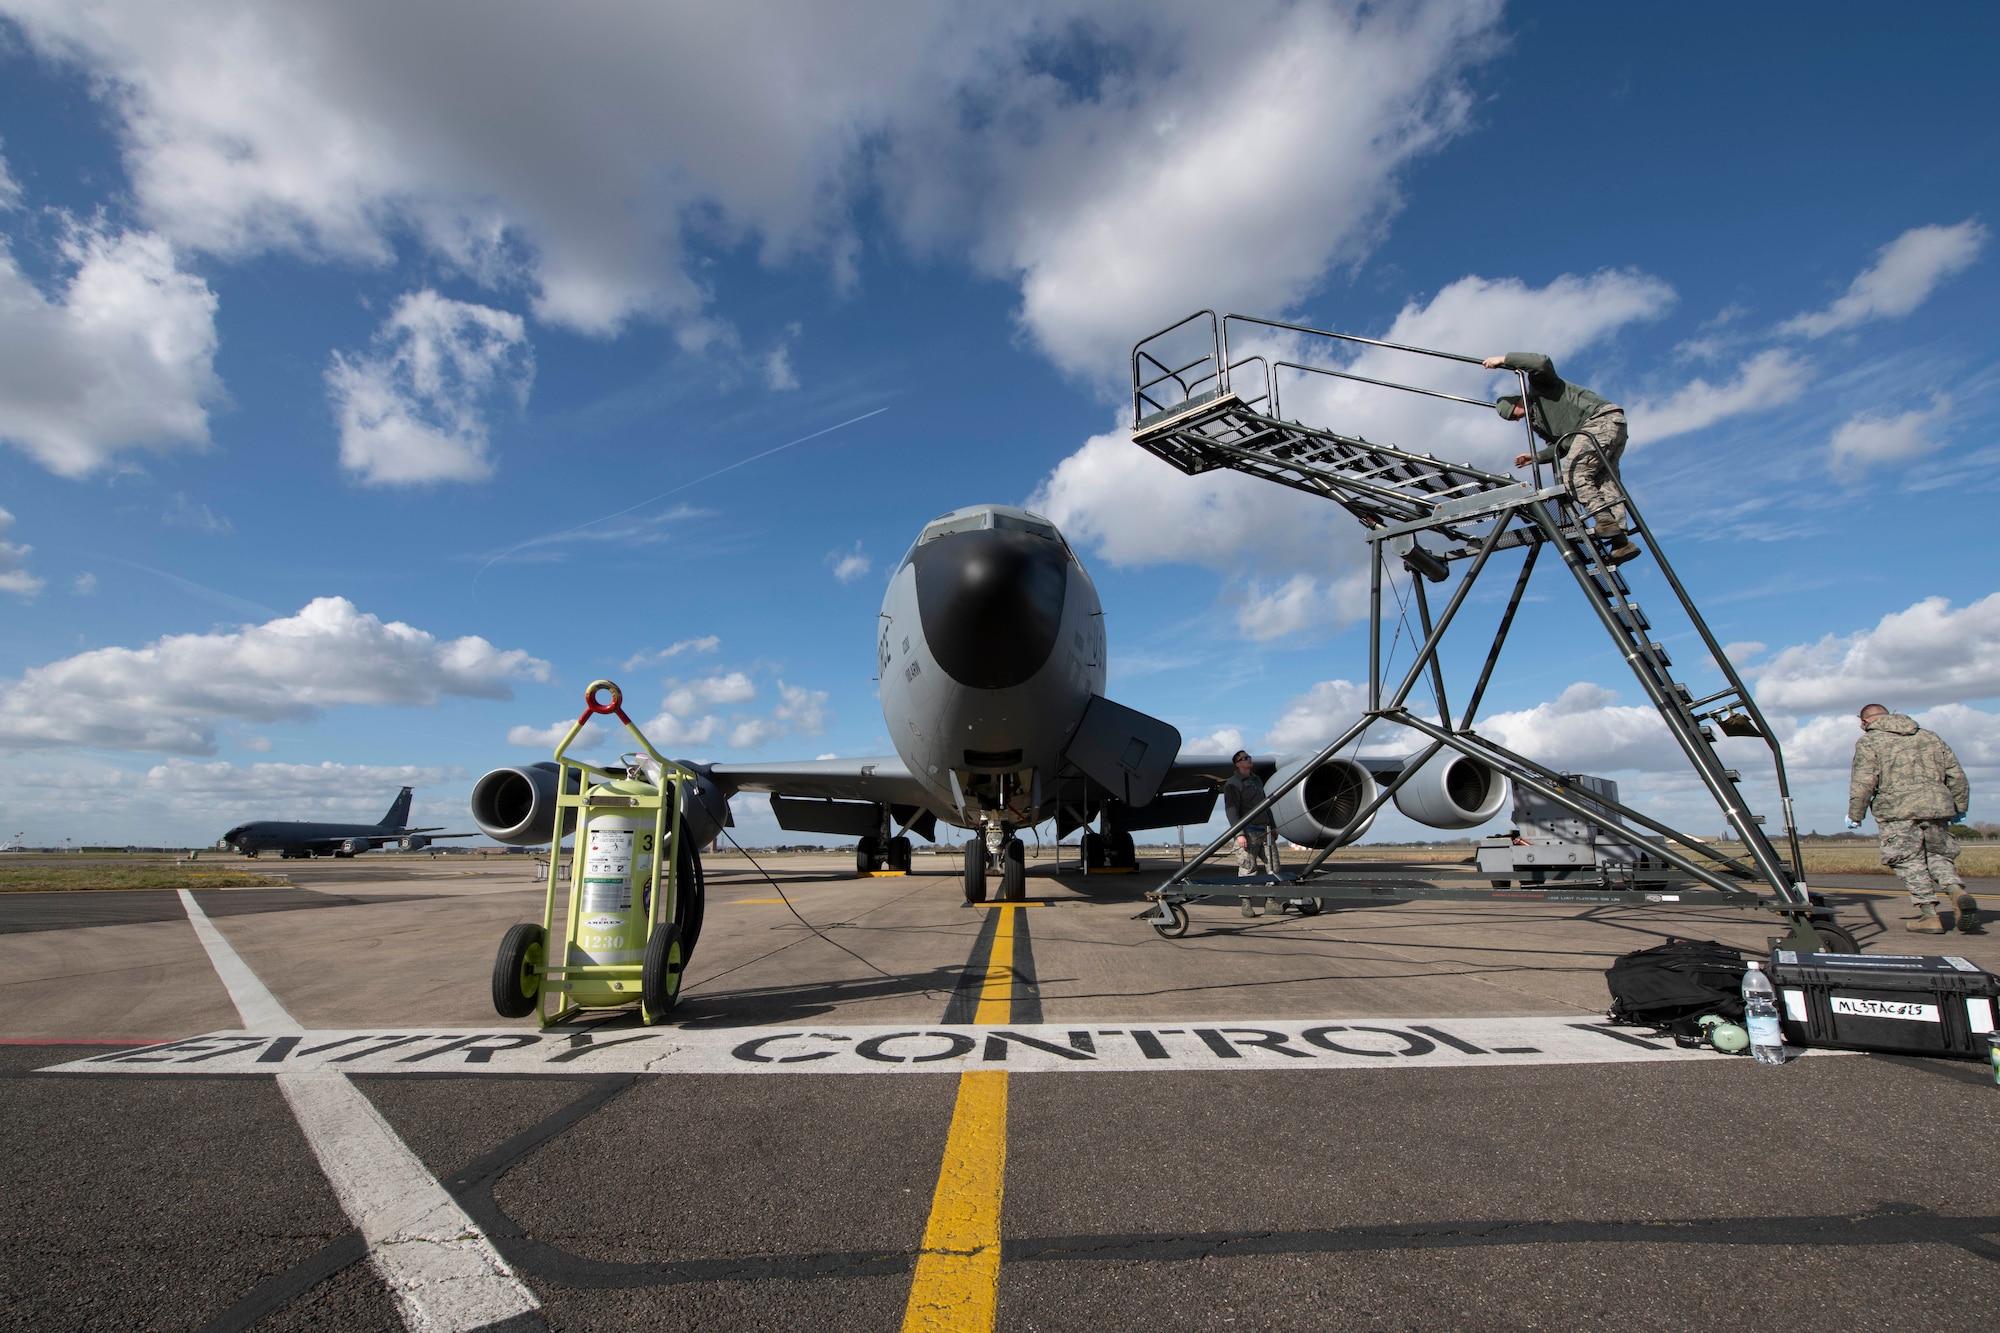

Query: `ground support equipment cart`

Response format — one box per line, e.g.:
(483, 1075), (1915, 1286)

(490, 680), (701, 1026)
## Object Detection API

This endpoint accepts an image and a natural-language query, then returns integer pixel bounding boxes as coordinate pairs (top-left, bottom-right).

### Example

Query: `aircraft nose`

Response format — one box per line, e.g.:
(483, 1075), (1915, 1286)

(913, 529), (1068, 689)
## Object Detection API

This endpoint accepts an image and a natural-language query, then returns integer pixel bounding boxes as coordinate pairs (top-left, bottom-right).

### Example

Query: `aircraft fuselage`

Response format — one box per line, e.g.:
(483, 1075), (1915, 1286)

(877, 505), (1104, 833)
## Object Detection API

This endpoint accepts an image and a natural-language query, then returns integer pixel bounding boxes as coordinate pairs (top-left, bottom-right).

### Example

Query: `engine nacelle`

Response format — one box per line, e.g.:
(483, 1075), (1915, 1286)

(1390, 751), (1509, 830)
(469, 760), (731, 848)
(400, 835), (431, 852)
(1268, 756), (1378, 849)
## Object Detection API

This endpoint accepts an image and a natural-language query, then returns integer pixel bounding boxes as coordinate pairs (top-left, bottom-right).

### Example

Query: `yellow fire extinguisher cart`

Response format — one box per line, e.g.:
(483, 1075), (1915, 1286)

(491, 680), (695, 1026)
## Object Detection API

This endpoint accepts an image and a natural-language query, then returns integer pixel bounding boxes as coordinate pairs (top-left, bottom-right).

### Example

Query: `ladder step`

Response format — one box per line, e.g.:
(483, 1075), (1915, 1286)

(1649, 641), (1672, 666)
(1619, 601), (1649, 630)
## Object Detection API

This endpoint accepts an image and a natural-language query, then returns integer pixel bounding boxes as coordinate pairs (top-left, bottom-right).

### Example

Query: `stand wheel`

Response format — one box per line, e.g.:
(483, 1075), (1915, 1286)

(641, 922), (685, 1022)
(1000, 838), (1027, 901)
(1296, 897), (1323, 917)
(963, 839), (987, 903)
(672, 836), (707, 962)
(491, 923), (545, 1018)
(1153, 903), (1190, 938)
(1811, 922), (1859, 953)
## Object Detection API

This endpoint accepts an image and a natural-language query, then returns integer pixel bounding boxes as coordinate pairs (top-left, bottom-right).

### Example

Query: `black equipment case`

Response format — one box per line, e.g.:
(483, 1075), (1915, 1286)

(1768, 950), (2000, 1059)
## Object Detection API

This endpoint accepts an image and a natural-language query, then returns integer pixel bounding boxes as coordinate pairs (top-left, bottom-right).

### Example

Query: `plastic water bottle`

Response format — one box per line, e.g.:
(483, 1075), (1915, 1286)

(1742, 961), (1784, 1065)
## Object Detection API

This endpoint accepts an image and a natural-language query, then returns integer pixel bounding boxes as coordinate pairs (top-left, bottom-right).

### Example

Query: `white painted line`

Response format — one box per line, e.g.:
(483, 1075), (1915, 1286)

(175, 889), (541, 1332)
(176, 889), (299, 1033)
(49, 1016), (1817, 1077)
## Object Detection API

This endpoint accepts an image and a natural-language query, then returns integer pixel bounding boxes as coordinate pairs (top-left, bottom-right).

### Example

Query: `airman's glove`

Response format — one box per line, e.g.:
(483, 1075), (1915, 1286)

(1949, 811), (1967, 824)
(1844, 818), (1862, 831)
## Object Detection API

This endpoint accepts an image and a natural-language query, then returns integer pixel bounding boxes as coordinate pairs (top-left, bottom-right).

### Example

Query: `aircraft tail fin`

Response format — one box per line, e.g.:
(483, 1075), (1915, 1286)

(381, 787), (415, 829)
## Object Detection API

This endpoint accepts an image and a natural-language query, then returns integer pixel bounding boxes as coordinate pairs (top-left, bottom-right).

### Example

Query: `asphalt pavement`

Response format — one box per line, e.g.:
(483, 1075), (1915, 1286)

(3, 854), (1997, 1331)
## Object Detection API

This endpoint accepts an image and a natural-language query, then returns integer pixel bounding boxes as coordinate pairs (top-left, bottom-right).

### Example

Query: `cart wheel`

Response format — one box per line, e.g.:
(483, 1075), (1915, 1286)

(491, 923), (545, 1018)
(641, 922), (685, 1023)
(1153, 903), (1191, 938)
(1811, 922), (1859, 953)
(674, 836), (707, 962)
(1296, 897), (1323, 917)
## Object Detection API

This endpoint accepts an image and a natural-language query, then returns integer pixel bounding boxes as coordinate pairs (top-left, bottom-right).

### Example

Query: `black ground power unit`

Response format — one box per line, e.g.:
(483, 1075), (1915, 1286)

(1769, 950), (2000, 1059)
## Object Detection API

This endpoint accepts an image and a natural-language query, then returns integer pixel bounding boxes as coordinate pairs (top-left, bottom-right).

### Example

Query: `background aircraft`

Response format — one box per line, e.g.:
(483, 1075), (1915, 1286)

(468, 504), (1506, 902)
(218, 787), (476, 859)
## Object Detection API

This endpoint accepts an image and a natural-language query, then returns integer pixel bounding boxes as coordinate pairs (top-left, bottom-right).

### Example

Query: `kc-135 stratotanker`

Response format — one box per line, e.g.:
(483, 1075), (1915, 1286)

(467, 503), (1506, 902)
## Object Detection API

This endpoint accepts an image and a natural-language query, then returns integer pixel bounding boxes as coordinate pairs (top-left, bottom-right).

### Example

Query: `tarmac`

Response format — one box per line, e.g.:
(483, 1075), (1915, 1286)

(3, 851), (1998, 1331)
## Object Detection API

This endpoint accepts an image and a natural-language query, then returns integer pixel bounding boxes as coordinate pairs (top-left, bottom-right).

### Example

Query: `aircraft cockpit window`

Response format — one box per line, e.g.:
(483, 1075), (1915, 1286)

(991, 513), (1058, 542)
(917, 512), (993, 546)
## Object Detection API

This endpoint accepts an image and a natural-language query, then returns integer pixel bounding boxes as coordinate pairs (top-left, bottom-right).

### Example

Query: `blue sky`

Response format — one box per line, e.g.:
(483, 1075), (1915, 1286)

(0, 3), (1995, 848)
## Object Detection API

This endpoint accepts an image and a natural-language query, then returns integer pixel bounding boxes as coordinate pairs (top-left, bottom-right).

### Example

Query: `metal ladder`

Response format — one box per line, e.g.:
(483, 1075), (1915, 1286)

(1131, 311), (1830, 950)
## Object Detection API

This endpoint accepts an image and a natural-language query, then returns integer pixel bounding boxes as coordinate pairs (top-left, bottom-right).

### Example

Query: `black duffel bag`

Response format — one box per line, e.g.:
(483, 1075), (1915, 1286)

(1605, 937), (1750, 1036)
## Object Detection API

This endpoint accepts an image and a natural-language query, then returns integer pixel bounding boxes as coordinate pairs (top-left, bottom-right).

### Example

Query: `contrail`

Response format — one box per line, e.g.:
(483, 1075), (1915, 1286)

(474, 405), (889, 586)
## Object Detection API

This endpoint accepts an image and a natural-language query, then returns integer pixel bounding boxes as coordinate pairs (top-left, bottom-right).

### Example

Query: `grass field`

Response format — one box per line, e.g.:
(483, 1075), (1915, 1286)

(0, 863), (289, 893)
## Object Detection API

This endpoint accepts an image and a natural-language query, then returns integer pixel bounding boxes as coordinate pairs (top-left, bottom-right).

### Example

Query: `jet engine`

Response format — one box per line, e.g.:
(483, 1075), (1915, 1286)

(1267, 756), (1378, 849)
(400, 835), (432, 852)
(469, 760), (731, 849)
(1390, 751), (1509, 830)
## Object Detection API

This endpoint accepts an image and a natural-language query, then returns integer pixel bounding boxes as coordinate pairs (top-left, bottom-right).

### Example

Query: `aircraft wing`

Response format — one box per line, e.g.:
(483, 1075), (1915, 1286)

(704, 756), (935, 808)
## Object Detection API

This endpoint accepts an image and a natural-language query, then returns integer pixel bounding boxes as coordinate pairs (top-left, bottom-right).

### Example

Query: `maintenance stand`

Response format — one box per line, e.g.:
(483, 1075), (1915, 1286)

(1128, 311), (1845, 952)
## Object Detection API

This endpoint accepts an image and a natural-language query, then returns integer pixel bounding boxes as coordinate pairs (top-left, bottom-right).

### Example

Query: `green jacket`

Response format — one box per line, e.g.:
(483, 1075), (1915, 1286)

(1848, 713), (1969, 823)
(1493, 353), (1619, 463)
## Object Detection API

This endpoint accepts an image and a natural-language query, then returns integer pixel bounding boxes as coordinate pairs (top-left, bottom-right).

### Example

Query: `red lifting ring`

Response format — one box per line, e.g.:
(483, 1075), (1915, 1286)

(578, 679), (630, 725)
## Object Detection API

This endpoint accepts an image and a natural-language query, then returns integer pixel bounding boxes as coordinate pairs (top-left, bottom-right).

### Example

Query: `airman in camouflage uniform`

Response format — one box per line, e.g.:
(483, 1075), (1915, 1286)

(1486, 352), (1641, 564)
(1847, 704), (1979, 933)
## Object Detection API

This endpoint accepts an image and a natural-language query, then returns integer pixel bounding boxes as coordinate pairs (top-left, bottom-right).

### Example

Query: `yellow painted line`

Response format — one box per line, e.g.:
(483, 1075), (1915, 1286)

(968, 900), (1048, 908)
(902, 907), (1015, 1332)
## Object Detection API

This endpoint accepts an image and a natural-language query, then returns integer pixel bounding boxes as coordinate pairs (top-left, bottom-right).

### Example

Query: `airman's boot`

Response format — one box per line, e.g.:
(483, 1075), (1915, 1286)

(1955, 893), (1984, 934)
(1905, 904), (1945, 934)
(1596, 521), (1643, 565)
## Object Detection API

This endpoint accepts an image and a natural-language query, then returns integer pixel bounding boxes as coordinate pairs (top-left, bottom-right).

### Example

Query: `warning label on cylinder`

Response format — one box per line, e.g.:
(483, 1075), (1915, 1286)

(582, 828), (634, 912)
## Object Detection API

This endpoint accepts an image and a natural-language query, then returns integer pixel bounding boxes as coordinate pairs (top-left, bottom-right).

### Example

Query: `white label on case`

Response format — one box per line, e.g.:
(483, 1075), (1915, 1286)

(1831, 996), (1938, 1023)
(1967, 998), (1996, 1035)
(1782, 989), (1808, 1022)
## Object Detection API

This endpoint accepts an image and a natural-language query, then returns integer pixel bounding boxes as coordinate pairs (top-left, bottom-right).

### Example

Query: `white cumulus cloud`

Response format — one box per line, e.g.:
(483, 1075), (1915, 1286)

(0, 506), (43, 597)
(1753, 592), (2000, 715)
(3, 2), (1501, 377)
(827, 541), (871, 584)
(1626, 348), (1812, 444)
(326, 289), (531, 485)
(663, 672), (756, 718)
(507, 718), (607, 752)
(1780, 220), (1989, 338)
(1828, 396), (1950, 480)
(0, 218), (222, 476)
(0, 596), (550, 754)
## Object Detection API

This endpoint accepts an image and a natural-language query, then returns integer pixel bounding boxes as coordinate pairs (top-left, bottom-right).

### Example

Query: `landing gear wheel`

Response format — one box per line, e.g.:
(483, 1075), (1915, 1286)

(856, 835), (883, 875)
(889, 836), (913, 873)
(491, 923), (546, 1018)
(1153, 903), (1190, 938)
(641, 922), (685, 1023)
(1104, 829), (1137, 869)
(1079, 831), (1103, 869)
(1000, 838), (1027, 902)
(1810, 922), (1858, 953)
(963, 839), (987, 904)
(1296, 897), (1323, 917)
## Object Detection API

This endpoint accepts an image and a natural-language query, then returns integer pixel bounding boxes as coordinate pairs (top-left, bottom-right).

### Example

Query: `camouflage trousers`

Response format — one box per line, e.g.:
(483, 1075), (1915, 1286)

(1235, 828), (1277, 876)
(1878, 818), (1963, 907)
(1563, 409), (1629, 529)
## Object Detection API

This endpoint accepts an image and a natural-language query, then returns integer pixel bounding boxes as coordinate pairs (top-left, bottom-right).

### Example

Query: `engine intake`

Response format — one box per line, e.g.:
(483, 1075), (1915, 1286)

(1268, 756), (1378, 849)
(1390, 752), (1509, 830)
(469, 760), (731, 848)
